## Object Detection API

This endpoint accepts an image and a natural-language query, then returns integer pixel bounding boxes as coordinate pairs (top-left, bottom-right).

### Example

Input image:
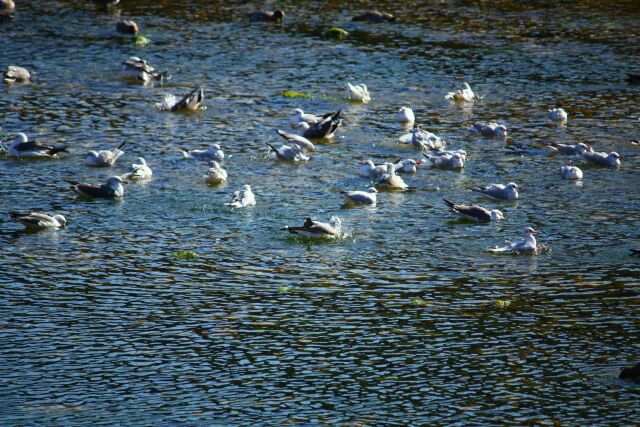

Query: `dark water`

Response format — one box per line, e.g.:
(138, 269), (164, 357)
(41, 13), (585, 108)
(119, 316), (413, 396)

(1, 0), (640, 425)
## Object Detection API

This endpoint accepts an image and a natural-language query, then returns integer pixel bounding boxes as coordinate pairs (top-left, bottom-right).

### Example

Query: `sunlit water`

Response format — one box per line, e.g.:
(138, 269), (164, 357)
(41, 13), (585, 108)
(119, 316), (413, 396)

(1, 1), (639, 425)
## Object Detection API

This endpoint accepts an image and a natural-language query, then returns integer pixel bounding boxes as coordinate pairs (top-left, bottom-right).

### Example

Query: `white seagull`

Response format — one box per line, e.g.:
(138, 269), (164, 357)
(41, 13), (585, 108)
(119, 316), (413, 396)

(181, 145), (224, 162)
(549, 108), (568, 122)
(203, 160), (227, 185)
(121, 157), (153, 180)
(358, 160), (388, 178)
(377, 163), (409, 189)
(276, 129), (314, 151)
(122, 56), (170, 84)
(64, 176), (124, 198)
(470, 122), (508, 138)
(266, 143), (309, 162)
(299, 109), (342, 139)
(580, 149), (621, 167)
(9, 211), (67, 230)
(471, 182), (521, 200)
(3, 66), (30, 84)
(425, 152), (465, 169)
(399, 124), (447, 150)
(445, 82), (480, 102)
(8, 133), (68, 158)
(547, 142), (588, 155)
(283, 217), (342, 239)
(227, 185), (256, 208)
(396, 107), (415, 123)
(290, 109), (325, 128)
(86, 142), (126, 167)
(489, 227), (539, 255)
(394, 159), (420, 174)
(340, 187), (377, 205)
(347, 82), (371, 103)
(443, 198), (503, 222)
(561, 164), (583, 180)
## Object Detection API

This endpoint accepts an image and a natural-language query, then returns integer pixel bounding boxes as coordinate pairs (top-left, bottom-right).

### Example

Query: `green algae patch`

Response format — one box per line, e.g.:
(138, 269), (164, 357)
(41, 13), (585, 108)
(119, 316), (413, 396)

(323, 27), (349, 39)
(134, 35), (151, 47)
(411, 298), (429, 307)
(281, 90), (312, 99)
(174, 251), (198, 260)
(493, 299), (512, 309)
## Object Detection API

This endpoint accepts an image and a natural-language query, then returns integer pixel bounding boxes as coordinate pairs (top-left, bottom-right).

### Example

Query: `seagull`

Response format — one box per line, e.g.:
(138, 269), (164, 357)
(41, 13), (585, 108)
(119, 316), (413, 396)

(159, 87), (204, 112)
(9, 211), (67, 230)
(181, 145), (224, 162)
(283, 217), (342, 238)
(580, 149), (621, 167)
(276, 129), (314, 151)
(290, 109), (325, 128)
(299, 109), (341, 139)
(86, 142), (126, 167)
(470, 122), (508, 138)
(488, 227), (539, 254)
(358, 160), (388, 178)
(399, 124), (447, 150)
(352, 11), (395, 22)
(120, 157), (153, 180)
(340, 187), (377, 205)
(470, 182), (521, 200)
(425, 152), (465, 169)
(227, 185), (256, 208)
(549, 108), (568, 122)
(428, 148), (467, 159)
(266, 143), (309, 162)
(249, 10), (285, 22)
(619, 362), (640, 380)
(547, 142), (588, 155)
(203, 160), (227, 185)
(396, 107), (415, 123)
(445, 82), (481, 102)
(443, 198), (504, 222)
(8, 133), (68, 158)
(561, 164), (583, 180)
(3, 65), (30, 84)
(122, 57), (170, 84)
(377, 163), (409, 189)
(394, 158), (420, 174)
(64, 176), (124, 198)
(347, 82), (371, 103)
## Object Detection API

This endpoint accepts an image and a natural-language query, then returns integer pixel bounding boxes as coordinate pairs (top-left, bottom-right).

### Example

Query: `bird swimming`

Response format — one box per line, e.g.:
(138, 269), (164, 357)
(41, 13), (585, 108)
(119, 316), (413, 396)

(488, 227), (539, 255)
(8, 133), (68, 158)
(470, 122), (508, 138)
(443, 198), (504, 222)
(580, 149), (621, 167)
(203, 160), (227, 185)
(9, 211), (67, 230)
(120, 157), (153, 181)
(561, 164), (583, 180)
(276, 129), (315, 151)
(227, 185), (256, 208)
(445, 82), (481, 102)
(352, 11), (395, 22)
(399, 124), (447, 151)
(122, 57), (170, 84)
(396, 107), (415, 123)
(64, 176), (124, 198)
(340, 187), (377, 205)
(266, 142), (309, 162)
(86, 141), (126, 167)
(3, 65), (30, 84)
(159, 87), (204, 112)
(470, 182), (521, 200)
(283, 217), (342, 239)
(181, 145), (224, 162)
(347, 82), (371, 103)
(425, 152), (465, 169)
(549, 108), (568, 122)
(116, 20), (139, 34)
(377, 163), (409, 190)
(249, 10), (285, 22)
(299, 109), (341, 139)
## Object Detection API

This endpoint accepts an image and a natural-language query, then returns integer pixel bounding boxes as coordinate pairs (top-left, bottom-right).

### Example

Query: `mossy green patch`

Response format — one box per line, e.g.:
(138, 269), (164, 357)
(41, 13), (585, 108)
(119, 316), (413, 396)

(323, 27), (349, 39)
(134, 35), (151, 47)
(174, 251), (198, 260)
(281, 90), (312, 99)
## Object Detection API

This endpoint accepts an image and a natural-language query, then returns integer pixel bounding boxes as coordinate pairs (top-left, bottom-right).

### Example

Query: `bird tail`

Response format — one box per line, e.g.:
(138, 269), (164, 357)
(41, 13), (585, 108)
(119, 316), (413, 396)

(266, 143), (278, 153)
(442, 198), (455, 208)
(116, 141), (127, 151)
(469, 186), (482, 193)
(48, 146), (68, 155)
(62, 178), (79, 186)
(8, 212), (23, 219)
(181, 149), (190, 159)
(276, 130), (288, 141)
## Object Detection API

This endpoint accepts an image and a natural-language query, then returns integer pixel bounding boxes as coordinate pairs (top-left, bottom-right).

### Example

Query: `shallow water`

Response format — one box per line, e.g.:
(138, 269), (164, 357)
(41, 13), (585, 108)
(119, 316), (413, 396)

(1, 1), (640, 425)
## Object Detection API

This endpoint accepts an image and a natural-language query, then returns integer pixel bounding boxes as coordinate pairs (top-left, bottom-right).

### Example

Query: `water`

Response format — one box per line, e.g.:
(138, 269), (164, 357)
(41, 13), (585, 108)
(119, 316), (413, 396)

(1, 1), (640, 425)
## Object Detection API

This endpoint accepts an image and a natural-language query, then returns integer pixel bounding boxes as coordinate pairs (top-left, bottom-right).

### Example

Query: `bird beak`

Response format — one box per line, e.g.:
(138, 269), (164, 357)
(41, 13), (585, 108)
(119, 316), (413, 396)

(415, 160), (422, 165)
(517, 185), (523, 190)
(532, 230), (539, 235)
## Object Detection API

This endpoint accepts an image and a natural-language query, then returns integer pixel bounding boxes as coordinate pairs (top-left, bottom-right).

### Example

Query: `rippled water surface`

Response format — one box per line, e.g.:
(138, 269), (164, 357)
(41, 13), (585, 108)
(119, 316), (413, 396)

(2, 1), (640, 425)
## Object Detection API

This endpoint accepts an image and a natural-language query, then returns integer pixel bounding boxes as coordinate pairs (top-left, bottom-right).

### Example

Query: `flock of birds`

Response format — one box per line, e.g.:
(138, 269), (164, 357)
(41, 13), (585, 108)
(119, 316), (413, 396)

(0, 0), (636, 259)
(2, 0), (640, 382)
